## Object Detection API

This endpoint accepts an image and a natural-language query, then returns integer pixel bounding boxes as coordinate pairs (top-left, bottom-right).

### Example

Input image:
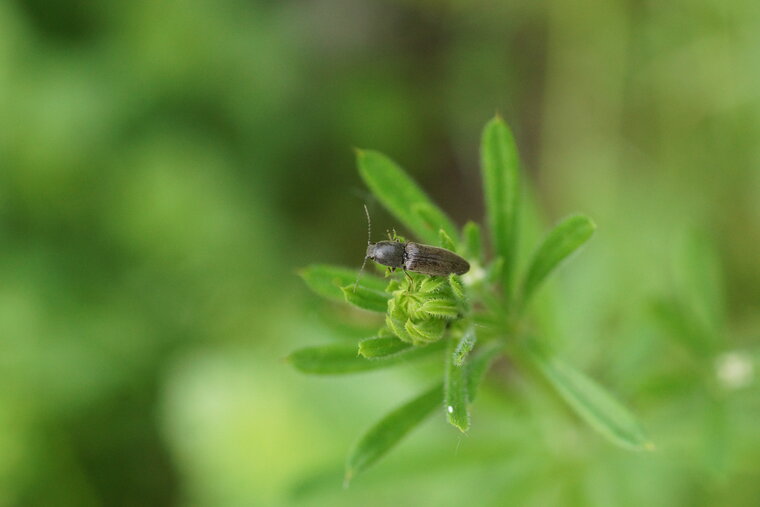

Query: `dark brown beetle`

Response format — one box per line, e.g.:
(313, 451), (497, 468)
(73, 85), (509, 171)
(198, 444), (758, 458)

(366, 240), (469, 276)
(359, 205), (469, 280)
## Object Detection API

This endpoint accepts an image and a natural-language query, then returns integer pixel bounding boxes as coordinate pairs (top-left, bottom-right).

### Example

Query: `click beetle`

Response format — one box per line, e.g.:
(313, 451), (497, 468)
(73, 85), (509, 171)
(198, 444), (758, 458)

(359, 205), (469, 278)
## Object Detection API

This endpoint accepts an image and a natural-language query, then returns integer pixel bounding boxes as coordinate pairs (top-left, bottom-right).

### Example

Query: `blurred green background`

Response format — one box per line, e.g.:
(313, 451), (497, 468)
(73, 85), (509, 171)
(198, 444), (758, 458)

(1, 0), (759, 505)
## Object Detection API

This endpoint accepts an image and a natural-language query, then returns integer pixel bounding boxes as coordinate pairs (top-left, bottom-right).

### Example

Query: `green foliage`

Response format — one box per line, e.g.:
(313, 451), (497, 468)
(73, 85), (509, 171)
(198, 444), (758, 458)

(292, 117), (648, 483)
(452, 326), (477, 367)
(341, 285), (391, 313)
(415, 203), (461, 244)
(357, 150), (458, 244)
(344, 384), (442, 486)
(7, 2), (759, 504)
(525, 343), (653, 451)
(520, 214), (596, 305)
(287, 341), (445, 374)
(465, 341), (503, 401)
(438, 228), (457, 252)
(462, 221), (483, 263)
(300, 265), (387, 302)
(481, 117), (520, 296)
(358, 335), (412, 358)
(385, 274), (464, 345)
(444, 337), (471, 432)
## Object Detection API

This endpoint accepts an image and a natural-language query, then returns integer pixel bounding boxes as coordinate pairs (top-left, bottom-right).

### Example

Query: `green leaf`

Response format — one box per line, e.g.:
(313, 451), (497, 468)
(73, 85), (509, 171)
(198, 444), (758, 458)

(418, 276), (446, 294)
(488, 255), (504, 280)
(521, 214), (596, 304)
(438, 228), (457, 252)
(650, 296), (713, 356)
(385, 300), (412, 343)
(481, 116), (520, 293)
(287, 341), (445, 375)
(357, 150), (457, 244)
(526, 344), (652, 451)
(342, 342), (504, 482)
(358, 335), (412, 358)
(445, 339), (470, 432)
(345, 383), (442, 485)
(312, 310), (381, 342)
(466, 341), (502, 401)
(341, 285), (391, 313)
(452, 326), (477, 366)
(448, 274), (465, 302)
(299, 264), (386, 302)
(678, 233), (725, 339)
(462, 221), (482, 262)
(404, 318), (447, 345)
(420, 298), (460, 319)
(412, 203), (461, 244)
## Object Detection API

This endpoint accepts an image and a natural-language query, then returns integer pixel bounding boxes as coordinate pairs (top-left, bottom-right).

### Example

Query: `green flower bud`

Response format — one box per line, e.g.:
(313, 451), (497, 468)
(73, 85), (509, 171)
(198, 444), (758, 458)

(384, 273), (466, 346)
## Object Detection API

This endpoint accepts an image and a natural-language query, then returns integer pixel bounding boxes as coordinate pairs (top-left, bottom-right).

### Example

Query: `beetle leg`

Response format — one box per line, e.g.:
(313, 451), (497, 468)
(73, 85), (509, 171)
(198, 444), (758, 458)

(403, 270), (413, 283)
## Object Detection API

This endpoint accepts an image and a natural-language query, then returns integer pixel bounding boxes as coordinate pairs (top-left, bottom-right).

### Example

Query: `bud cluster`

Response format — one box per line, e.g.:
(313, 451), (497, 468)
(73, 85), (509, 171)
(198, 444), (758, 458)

(385, 273), (467, 346)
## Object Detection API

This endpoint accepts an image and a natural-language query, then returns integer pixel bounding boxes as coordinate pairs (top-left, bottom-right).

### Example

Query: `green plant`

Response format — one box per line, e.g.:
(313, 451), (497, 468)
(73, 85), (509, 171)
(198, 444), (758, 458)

(290, 117), (652, 485)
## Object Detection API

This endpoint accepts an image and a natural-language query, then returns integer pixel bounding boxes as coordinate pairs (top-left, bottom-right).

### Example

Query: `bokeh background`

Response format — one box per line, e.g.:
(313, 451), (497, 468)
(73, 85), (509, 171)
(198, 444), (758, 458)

(1, 0), (759, 505)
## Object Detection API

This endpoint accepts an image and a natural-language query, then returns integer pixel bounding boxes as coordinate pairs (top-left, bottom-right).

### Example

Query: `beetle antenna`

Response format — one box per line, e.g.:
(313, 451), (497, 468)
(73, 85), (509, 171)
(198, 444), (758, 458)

(354, 204), (372, 293)
(364, 204), (372, 245)
(353, 256), (368, 293)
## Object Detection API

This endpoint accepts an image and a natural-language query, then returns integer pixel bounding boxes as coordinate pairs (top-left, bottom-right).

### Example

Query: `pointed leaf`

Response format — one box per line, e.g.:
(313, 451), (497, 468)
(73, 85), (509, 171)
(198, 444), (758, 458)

(404, 318), (446, 345)
(462, 221), (483, 262)
(327, 344), (503, 483)
(420, 299), (460, 318)
(452, 326), (477, 366)
(487, 256), (504, 284)
(385, 300), (413, 343)
(342, 285), (390, 313)
(357, 150), (457, 244)
(300, 264), (386, 302)
(526, 344), (652, 451)
(358, 335), (412, 358)
(412, 202), (460, 244)
(448, 274), (465, 302)
(466, 341), (502, 401)
(287, 341), (445, 375)
(438, 228), (457, 252)
(345, 383), (442, 484)
(481, 116), (520, 293)
(521, 214), (596, 304)
(445, 339), (470, 432)
(419, 276), (446, 294)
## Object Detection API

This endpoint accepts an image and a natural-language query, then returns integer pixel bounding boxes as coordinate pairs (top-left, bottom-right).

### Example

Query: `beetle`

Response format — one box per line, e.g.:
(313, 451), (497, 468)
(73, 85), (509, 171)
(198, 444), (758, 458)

(358, 205), (469, 281)
(366, 240), (469, 276)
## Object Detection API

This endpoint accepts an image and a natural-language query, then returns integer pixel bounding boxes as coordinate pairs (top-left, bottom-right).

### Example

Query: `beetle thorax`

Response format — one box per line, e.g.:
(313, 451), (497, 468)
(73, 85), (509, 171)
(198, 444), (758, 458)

(366, 241), (405, 269)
